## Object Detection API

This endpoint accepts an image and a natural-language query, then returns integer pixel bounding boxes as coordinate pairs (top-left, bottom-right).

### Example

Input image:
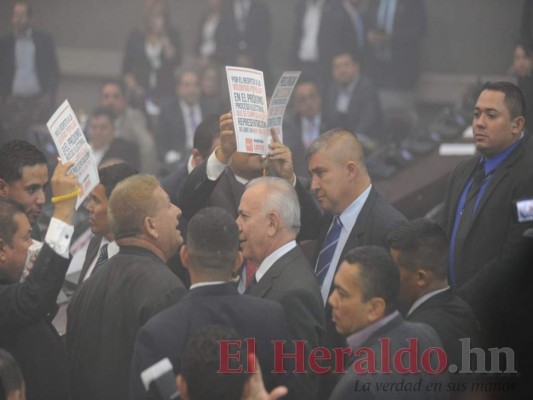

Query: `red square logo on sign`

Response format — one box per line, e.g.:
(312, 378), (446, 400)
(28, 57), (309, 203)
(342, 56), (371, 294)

(246, 138), (253, 152)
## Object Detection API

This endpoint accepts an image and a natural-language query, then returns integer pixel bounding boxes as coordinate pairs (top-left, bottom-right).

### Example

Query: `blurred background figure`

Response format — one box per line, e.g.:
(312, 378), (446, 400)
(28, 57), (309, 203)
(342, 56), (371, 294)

(195, 0), (224, 69)
(122, 0), (182, 119)
(510, 40), (533, 134)
(0, 0), (59, 144)
(87, 107), (140, 170)
(0, 349), (26, 400)
(216, 0), (271, 87)
(199, 63), (228, 113)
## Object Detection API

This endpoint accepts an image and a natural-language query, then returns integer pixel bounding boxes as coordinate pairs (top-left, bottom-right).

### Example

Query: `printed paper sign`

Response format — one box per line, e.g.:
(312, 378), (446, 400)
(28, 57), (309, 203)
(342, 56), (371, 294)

(267, 71), (301, 143)
(47, 100), (100, 209)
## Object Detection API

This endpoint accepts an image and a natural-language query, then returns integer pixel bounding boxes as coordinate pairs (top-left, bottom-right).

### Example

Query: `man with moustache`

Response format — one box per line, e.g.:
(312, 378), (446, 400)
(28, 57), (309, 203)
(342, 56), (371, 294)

(67, 174), (186, 400)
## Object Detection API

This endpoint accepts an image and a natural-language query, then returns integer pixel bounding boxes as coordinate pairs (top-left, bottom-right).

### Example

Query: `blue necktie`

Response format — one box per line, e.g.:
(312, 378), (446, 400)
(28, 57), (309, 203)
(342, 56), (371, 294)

(94, 243), (109, 272)
(315, 216), (342, 287)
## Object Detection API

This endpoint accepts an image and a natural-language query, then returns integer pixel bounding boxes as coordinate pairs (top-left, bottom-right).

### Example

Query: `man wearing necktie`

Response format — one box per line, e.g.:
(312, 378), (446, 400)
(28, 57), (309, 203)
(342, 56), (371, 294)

(305, 128), (406, 399)
(442, 81), (533, 290)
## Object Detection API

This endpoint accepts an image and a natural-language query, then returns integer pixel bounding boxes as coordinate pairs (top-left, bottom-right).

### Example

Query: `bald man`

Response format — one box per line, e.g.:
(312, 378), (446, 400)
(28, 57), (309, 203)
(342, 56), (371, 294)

(306, 128), (406, 398)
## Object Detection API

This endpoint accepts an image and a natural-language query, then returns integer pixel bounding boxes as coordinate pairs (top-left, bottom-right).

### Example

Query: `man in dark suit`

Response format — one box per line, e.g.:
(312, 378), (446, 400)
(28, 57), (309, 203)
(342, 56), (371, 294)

(67, 175), (186, 400)
(130, 206), (303, 400)
(215, 0), (270, 84)
(305, 128), (406, 398)
(88, 107), (140, 170)
(324, 52), (382, 151)
(0, 1), (60, 141)
(157, 68), (213, 168)
(441, 81), (533, 291)
(387, 218), (480, 378)
(328, 246), (448, 400)
(75, 163), (137, 285)
(0, 140), (48, 241)
(366, 0), (426, 91)
(283, 79), (330, 177)
(238, 177), (324, 349)
(0, 161), (79, 400)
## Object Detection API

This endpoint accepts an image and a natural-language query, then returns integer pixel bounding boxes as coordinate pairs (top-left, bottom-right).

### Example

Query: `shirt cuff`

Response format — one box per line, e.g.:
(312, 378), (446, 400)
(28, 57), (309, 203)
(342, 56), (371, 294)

(44, 217), (74, 259)
(206, 150), (228, 181)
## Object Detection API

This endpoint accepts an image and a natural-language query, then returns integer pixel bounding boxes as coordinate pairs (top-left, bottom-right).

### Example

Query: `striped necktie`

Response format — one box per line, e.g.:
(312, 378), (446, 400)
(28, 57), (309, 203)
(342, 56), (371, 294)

(315, 216), (342, 287)
(94, 243), (109, 272)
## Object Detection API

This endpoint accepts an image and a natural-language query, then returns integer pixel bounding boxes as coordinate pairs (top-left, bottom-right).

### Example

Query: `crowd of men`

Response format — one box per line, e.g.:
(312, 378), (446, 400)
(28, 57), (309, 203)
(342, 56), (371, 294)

(1, 1), (533, 400)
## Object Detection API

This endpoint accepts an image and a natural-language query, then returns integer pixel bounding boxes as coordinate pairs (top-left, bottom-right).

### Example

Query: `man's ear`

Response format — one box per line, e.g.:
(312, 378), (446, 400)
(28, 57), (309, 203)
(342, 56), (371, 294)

(512, 116), (525, 135)
(415, 269), (429, 288)
(267, 212), (281, 236)
(0, 178), (9, 198)
(0, 238), (7, 263)
(176, 375), (189, 400)
(143, 216), (157, 239)
(367, 297), (386, 323)
(345, 160), (359, 180)
(180, 245), (189, 269)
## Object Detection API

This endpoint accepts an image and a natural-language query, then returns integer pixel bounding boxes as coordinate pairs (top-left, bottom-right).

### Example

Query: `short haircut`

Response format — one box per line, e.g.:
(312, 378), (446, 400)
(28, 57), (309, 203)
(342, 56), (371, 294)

(101, 79), (126, 96)
(98, 163), (138, 198)
(193, 114), (220, 159)
(387, 218), (449, 280)
(0, 349), (25, 400)
(181, 325), (250, 400)
(0, 140), (47, 184)
(306, 128), (366, 169)
(186, 207), (240, 273)
(482, 81), (526, 119)
(246, 177), (301, 234)
(108, 174), (162, 240)
(175, 67), (199, 86)
(343, 246), (400, 314)
(332, 51), (360, 65)
(0, 199), (25, 246)
(91, 106), (115, 123)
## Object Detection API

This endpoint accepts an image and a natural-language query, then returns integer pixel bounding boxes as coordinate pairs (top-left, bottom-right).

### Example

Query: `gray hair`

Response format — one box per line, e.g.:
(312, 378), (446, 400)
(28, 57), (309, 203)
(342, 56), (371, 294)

(246, 177), (301, 234)
(305, 128), (366, 169)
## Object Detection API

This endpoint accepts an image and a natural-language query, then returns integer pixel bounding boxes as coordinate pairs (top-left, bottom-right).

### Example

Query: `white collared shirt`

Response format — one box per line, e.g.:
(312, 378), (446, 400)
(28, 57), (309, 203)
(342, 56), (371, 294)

(179, 101), (202, 149)
(255, 241), (297, 282)
(298, 0), (325, 62)
(407, 287), (450, 317)
(190, 281), (227, 290)
(319, 185), (372, 304)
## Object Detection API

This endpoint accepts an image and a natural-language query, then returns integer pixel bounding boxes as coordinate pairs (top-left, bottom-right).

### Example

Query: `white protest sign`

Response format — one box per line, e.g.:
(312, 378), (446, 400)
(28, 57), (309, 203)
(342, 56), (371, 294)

(226, 66), (269, 154)
(267, 71), (301, 143)
(47, 100), (99, 209)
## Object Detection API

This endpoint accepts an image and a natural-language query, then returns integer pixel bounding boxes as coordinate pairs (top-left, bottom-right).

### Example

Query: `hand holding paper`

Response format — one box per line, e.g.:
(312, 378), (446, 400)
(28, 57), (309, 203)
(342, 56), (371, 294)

(50, 160), (79, 224)
(217, 112), (238, 164)
(268, 128), (296, 185)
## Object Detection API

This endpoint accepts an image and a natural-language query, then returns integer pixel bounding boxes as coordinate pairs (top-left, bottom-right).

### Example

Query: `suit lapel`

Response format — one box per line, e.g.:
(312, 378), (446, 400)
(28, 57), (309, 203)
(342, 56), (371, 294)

(447, 158), (479, 231)
(248, 247), (300, 298)
(78, 235), (103, 285)
(471, 142), (524, 224)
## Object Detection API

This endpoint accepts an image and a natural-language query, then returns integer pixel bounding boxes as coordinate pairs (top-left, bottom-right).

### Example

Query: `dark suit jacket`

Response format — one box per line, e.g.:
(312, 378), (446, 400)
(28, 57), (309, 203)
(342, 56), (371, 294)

(329, 314), (448, 400)
(441, 136), (533, 288)
(178, 161), (322, 241)
(215, 0), (270, 74)
(67, 246), (186, 400)
(0, 243), (69, 325)
(245, 246), (325, 351)
(160, 159), (189, 206)
(99, 138), (140, 170)
(0, 30), (60, 97)
(407, 288), (480, 370)
(156, 97), (212, 161)
(0, 243), (71, 400)
(77, 235), (103, 285)
(129, 283), (301, 400)
(324, 75), (382, 140)
(366, 0), (427, 89)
